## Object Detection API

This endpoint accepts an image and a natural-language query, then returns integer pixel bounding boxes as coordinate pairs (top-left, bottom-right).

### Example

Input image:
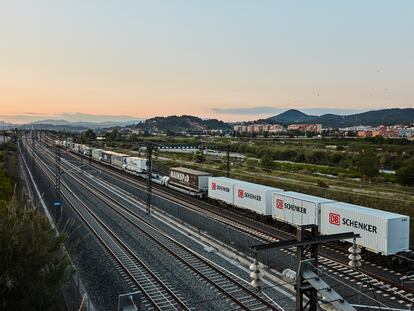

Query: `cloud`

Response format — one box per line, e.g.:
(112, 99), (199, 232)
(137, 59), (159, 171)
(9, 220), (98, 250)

(21, 112), (51, 115)
(212, 106), (284, 115)
(59, 112), (140, 122)
(211, 106), (368, 116)
(0, 112), (142, 124)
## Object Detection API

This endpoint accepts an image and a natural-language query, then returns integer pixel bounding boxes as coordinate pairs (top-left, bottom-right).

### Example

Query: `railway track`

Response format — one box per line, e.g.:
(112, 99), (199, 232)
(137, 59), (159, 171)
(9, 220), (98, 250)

(27, 141), (283, 310)
(36, 139), (414, 307)
(74, 172), (414, 308)
(148, 184), (414, 307)
(22, 141), (190, 311)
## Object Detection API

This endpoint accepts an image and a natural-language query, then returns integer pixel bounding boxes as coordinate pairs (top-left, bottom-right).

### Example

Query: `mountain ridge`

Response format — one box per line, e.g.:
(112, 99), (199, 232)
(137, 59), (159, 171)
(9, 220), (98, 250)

(29, 119), (143, 129)
(4, 108), (412, 132)
(263, 108), (414, 127)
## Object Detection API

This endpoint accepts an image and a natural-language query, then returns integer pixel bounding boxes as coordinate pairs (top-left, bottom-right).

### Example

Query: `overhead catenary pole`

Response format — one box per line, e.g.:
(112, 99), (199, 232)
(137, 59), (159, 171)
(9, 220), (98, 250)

(251, 226), (359, 311)
(146, 142), (153, 215)
(295, 225), (318, 311)
(31, 129), (36, 174)
(226, 144), (230, 178)
(55, 143), (62, 221)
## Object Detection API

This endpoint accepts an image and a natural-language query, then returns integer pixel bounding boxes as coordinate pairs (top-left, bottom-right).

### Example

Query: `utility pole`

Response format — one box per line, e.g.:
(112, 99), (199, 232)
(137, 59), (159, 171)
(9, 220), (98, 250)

(251, 226), (359, 311)
(146, 143), (153, 215)
(226, 144), (230, 178)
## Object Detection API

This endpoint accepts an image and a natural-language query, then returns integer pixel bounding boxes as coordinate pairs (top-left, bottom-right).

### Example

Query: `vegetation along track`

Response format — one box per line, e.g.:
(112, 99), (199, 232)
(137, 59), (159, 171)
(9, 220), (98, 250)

(30, 141), (282, 311)
(40, 139), (414, 307)
(23, 141), (191, 311)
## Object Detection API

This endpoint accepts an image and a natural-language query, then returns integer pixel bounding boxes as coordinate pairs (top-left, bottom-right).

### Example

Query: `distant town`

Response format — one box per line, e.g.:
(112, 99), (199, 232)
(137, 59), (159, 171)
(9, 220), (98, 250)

(2, 108), (414, 140)
(125, 108), (414, 139)
(233, 122), (414, 139)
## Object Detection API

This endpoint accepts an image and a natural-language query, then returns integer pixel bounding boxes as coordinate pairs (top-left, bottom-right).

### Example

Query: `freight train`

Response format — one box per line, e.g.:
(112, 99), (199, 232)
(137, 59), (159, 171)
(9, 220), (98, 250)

(57, 140), (410, 256)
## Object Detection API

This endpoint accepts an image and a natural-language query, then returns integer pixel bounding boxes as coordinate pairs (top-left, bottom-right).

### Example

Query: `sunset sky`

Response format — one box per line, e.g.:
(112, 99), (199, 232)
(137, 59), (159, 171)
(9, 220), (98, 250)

(1, 1), (413, 123)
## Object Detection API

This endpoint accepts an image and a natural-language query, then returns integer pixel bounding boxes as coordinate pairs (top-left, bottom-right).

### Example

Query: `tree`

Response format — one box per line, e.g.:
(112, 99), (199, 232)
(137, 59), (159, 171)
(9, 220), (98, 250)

(105, 128), (123, 141)
(81, 129), (96, 143)
(294, 152), (306, 163)
(396, 162), (414, 186)
(358, 148), (379, 181)
(128, 133), (139, 142)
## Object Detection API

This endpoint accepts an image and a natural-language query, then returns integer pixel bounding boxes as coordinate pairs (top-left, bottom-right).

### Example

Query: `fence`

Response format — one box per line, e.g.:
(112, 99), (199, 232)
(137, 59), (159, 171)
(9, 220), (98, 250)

(21, 141), (96, 311)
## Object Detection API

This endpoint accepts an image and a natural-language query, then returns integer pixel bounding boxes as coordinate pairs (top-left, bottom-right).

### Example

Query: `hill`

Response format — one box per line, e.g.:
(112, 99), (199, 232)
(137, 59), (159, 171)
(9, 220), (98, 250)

(135, 115), (231, 133)
(29, 119), (142, 129)
(266, 109), (315, 123)
(264, 108), (414, 127)
(18, 123), (89, 132)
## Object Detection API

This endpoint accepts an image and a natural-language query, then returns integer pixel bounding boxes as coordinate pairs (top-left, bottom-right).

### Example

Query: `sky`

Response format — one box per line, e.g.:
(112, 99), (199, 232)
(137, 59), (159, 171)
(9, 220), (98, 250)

(0, 1), (413, 123)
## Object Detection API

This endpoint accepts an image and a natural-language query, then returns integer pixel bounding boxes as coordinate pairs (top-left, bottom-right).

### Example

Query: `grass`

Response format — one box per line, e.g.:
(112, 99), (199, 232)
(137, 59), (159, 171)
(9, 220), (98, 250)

(154, 153), (414, 243)
(99, 138), (414, 244)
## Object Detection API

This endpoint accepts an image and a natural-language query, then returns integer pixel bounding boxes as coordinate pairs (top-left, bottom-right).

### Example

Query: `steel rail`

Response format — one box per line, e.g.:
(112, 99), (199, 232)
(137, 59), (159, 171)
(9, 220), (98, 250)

(38, 145), (281, 311)
(39, 139), (414, 306)
(70, 165), (414, 309)
(23, 141), (190, 311)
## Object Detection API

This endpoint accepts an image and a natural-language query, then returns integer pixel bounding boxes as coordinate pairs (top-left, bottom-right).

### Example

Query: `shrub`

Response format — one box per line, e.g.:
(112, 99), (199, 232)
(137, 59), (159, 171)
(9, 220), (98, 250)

(317, 180), (329, 188)
(0, 141), (72, 310)
(0, 198), (72, 310)
(260, 154), (273, 169)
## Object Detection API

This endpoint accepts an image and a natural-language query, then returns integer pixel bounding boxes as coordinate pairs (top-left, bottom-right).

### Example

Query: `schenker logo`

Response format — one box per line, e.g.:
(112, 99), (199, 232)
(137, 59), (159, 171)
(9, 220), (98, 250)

(275, 199), (307, 214)
(238, 189), (261, 201)
(329, 213), (378, 233)
(329, 213), (341, 226)
(276, 199), (284, 209)
(211, 182), (230, 193)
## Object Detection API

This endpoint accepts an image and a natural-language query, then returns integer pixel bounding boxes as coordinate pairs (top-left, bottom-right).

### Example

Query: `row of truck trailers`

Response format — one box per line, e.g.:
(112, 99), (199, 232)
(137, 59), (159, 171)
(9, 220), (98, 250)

(61, 141), (410, 256)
